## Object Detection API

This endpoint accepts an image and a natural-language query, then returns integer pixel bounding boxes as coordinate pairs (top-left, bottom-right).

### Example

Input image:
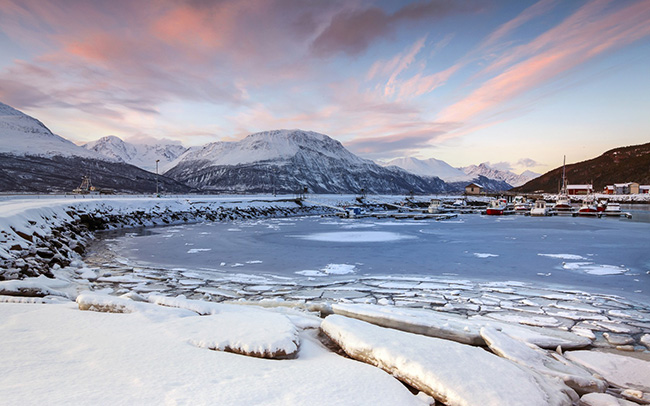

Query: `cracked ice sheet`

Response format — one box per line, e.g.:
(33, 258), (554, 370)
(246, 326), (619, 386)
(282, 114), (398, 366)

(0, 302), (429, 406)
(321, 315), (576, 406)
(565, 351), (650, 393)
(332, 303), (591, 349)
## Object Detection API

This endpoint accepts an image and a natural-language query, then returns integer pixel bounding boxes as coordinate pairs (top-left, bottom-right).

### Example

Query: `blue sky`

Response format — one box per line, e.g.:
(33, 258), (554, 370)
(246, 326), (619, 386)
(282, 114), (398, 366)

(0, 0), (648, 173)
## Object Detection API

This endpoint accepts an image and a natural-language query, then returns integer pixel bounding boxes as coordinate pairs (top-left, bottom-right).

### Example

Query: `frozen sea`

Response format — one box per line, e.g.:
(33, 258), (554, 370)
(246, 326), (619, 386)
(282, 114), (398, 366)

(93, 209), (650, 303)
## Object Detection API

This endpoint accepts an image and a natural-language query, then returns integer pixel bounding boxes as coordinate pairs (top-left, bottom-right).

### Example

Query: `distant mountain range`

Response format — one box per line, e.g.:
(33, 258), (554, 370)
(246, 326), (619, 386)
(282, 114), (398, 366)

(0, 100), (542, 194)
(0, 102), (189, 194)
(460, 163), (539, 187)
(513, 143), (650, 193)
(82, 135), (187, 173)
(380, 157), (538, 188)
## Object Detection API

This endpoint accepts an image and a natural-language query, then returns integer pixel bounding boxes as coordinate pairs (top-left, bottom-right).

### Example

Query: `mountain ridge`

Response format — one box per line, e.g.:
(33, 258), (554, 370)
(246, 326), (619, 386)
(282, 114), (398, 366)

(513, 143), (650, 193)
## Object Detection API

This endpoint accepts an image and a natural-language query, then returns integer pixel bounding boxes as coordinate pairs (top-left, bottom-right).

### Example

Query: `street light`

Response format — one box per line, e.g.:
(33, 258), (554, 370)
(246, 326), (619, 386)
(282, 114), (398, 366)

(155, 159), (160, 196)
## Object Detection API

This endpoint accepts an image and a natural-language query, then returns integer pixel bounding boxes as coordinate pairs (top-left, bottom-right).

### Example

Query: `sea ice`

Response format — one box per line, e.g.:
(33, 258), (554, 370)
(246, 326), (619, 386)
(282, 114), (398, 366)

(480, 326), (606, 394)
(563, 262), (627, 275)
(473, 252), (499, 258)
(566, 351), (650, 393)
(322, 264), (356, 275)
(297, 231), (414, 243)
(187, 248), (212, 253)
(579, 393), (640, 406)
(321, 315), (576, 406)
(539, 254), (586, 260)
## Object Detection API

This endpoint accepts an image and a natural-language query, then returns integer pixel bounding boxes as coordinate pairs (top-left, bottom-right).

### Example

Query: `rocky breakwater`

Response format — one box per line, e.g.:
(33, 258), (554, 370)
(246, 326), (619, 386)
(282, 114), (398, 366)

(0, 197), (332, 285)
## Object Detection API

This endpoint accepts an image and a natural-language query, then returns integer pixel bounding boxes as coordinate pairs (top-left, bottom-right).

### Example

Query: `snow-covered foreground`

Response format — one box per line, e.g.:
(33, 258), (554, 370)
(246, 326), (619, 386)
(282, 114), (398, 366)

(1, 195), (649, 405)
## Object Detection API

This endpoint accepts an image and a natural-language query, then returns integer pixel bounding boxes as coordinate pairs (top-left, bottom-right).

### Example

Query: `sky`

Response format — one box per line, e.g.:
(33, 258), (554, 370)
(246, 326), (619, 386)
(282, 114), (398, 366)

(0, 0), (649, 174)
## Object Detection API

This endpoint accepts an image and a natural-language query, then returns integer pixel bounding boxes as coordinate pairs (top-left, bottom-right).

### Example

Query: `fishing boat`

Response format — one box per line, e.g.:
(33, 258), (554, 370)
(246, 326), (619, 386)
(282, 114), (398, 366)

(577, 197), (600, 217)
(555, 156), (574, 215)
(601, 202), (632, 218)
(513, 196), (532, 214)
(428, 199), (443, 214)
(486, 198), (508, 215)
(530, 199), (551, 216)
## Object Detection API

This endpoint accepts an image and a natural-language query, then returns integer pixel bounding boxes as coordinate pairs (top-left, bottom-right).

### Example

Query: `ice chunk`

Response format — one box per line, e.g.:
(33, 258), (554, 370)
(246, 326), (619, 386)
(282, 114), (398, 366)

(480, 326), (606, 394)
(176, 308), (300, 359)
(473, 252), (498, 258)
(332, 303), (591, 349)
(0, 276), (71, 298)
(321, 315), (576, 406)
(579, 393), (639, 406)
(566, 351), (650, 393)
(641, 334), (650, 350)
(538, 253), (586, 260)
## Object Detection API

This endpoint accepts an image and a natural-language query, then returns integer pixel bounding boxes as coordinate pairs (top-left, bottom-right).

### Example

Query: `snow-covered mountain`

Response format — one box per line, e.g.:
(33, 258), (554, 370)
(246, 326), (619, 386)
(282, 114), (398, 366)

(380, 157), (472, 182)
(462, 163), (540, 187)
(0, 102), (190, 193)
(165, 129), (449, 194)
(0, 102), (100, 159)
(83, 135), (187, 172)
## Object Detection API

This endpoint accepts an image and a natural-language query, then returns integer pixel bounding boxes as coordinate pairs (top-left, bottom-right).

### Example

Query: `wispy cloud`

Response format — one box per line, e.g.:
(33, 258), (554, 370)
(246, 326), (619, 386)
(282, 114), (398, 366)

(311, 1), (485, 57)
(437, 0), (650, 128)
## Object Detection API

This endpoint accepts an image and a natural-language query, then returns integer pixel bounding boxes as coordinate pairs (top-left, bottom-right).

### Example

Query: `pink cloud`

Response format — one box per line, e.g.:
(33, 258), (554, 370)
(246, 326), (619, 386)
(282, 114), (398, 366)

(438, 0), (650, 126)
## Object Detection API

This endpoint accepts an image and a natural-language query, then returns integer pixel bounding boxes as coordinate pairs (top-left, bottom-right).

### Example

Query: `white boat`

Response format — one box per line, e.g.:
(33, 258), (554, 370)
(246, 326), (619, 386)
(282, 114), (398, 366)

(428, 199), (443, 214)
(603, 202), (621, 215)
(513, 196), (532, 214)
(530, 199), (551, 216)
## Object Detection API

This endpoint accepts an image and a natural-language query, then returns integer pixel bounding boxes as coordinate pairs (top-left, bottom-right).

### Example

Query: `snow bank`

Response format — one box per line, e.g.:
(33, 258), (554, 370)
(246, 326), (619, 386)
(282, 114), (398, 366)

(0, 302), (428, 406)
(80, 292), (301, 359)
(321, 314), (576, 406)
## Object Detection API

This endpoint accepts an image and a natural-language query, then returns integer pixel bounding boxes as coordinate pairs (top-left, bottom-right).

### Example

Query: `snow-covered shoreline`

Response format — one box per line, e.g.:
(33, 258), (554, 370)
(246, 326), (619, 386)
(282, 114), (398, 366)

(1, 195), (649, 406)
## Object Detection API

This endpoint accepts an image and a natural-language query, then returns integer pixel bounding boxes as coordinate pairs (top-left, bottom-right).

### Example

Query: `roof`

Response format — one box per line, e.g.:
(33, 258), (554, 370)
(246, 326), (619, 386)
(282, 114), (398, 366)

(614, 182), (639, 187)
(567, 184), (593, 189)
(465, 183), (483, 188)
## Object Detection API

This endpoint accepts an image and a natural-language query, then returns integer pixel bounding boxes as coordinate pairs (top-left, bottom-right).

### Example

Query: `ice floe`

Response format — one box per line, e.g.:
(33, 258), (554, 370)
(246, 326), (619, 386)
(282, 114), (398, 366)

(473, 252), (499, 258)
(566, 350), (650, 394)
(321, 314), (576, 406)
(480, 326), (606, 394)
(563, 262), (628, 275)
(296, 231), (414, 242)
(579, 393), (640, 406)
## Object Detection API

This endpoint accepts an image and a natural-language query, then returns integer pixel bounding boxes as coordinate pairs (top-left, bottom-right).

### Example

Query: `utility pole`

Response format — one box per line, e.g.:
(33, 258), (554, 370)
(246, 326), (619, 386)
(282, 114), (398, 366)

(155, 159), (160, 196)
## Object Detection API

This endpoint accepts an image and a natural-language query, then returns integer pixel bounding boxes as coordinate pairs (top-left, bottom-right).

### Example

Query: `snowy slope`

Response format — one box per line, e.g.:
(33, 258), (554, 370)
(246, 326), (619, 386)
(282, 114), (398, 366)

(0, 102), (100, 158)
(462, 163), (540, 187)
(165, 129), (449, 194)
(380, 157), (472, 182)
(170, 129), (368, 169)
(83, 136), (187, 172)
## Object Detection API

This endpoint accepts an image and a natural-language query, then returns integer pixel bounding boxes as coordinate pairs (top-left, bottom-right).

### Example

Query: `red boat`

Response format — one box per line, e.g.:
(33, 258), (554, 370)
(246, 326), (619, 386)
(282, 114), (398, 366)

(486, 198), (508, 215)
(577, 198), (600, 217)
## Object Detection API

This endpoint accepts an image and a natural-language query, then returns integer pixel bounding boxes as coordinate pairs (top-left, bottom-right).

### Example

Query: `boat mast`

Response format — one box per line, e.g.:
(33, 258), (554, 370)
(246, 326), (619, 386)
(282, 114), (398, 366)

(561, 155), (567, 195)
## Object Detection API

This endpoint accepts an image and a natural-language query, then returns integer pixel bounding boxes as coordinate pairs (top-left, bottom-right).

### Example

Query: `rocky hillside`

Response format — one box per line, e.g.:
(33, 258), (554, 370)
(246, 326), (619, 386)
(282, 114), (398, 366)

(0, 154), (191, 194)
(513, 142), (650, 193)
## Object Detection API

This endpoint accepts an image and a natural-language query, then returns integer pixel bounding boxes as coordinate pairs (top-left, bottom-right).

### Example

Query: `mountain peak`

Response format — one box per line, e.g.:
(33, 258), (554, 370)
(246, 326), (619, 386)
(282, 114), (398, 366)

(0, 101), (101, 158)
(380, 156), (472, 182)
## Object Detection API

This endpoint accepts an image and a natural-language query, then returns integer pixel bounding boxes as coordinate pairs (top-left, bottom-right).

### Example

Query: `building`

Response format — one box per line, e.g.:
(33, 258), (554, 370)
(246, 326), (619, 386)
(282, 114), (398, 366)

(567, 184), (593, 195)
(640, 185), (650, 194)
(465, 183), (484, 195)
(614, 182), (639, 195)
(603, 185), (615, 195)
